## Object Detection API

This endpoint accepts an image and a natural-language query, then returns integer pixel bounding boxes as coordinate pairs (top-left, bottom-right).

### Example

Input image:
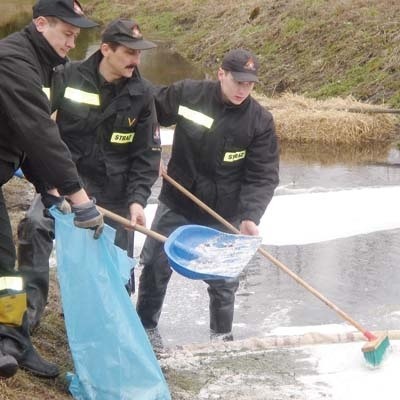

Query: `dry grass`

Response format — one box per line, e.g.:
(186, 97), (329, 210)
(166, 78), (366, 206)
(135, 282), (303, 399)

(255, 93), (399, 144)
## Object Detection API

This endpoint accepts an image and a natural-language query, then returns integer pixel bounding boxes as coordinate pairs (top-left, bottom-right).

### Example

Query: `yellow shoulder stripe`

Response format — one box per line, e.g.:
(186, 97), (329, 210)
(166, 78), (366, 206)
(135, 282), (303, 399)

(42, 87), (50, 100)
(0, 276), (23, 291)
(64, 87), (100, 106)
(178, 105), (214, 129)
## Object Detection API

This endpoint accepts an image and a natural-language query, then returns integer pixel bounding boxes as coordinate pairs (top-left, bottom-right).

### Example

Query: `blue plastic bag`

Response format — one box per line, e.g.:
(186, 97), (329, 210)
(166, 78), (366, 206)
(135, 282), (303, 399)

(51, 209), (171, 400)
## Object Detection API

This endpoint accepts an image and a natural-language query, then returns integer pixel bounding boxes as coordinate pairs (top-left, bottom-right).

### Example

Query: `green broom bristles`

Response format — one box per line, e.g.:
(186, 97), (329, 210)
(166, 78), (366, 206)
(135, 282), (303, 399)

(361, 334), (390, 367)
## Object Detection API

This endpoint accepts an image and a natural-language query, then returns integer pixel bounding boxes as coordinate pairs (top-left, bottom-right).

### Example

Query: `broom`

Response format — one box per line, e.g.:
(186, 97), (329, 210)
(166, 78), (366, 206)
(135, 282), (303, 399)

(161, 172), (390, 366)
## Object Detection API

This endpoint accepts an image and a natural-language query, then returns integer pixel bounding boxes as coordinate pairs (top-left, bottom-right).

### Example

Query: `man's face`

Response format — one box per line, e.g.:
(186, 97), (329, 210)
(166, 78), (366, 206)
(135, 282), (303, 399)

(100, 44), (141, 81)
(218, 68), (255, 105)
(36, 17), (80, 58)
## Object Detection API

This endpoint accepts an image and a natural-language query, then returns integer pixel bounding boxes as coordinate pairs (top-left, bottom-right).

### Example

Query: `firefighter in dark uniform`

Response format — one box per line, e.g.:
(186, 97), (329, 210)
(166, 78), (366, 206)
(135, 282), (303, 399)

(0, 0), (103, 379)
(16, 18), (161, 337)
(136, 49), (280, 345)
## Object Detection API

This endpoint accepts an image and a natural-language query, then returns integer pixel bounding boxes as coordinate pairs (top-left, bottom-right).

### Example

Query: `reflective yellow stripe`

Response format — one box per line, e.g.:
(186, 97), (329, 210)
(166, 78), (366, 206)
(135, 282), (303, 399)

(64, 87), (100, 106)
(178, 105), (213, 129)
(110, 132), (135, 144)
(0, 276), (23, 291)
(223, 150), (246, 162)
(42, 86), (50, 100)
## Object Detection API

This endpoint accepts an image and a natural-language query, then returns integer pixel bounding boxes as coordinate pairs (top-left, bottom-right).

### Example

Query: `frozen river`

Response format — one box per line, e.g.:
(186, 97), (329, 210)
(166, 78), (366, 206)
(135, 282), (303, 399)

(134, 133), (400, 348)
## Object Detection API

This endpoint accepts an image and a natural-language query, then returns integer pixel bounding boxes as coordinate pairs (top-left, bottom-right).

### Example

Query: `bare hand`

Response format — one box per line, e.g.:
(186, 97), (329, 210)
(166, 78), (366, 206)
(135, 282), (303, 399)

(129, 203), (146, 227)
(239, 220), (259, 236)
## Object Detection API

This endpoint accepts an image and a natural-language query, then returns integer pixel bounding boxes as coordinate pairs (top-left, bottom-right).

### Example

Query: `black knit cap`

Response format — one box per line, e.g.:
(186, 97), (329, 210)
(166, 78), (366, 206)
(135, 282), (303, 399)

(101, 19), (157, 50)
(221, 48), (260, 82)
(32, 0), (98, 28)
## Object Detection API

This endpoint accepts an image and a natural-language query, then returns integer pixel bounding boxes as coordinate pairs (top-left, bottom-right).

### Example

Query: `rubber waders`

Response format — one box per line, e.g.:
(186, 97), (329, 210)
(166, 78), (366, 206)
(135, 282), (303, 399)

(0, 276), (59, 378)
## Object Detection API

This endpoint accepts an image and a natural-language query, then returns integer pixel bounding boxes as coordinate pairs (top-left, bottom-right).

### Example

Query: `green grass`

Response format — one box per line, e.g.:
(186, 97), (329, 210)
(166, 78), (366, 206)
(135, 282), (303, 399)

(283, 17), (306, 36)
(81, 0), (400, 107)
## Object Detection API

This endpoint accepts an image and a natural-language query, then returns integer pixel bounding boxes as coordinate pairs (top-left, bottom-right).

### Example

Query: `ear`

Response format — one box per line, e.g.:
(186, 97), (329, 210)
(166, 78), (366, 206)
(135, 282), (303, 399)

(34, 16), (49, 33)
(217, 67), (225, 82)
(100, 43), (111, 57)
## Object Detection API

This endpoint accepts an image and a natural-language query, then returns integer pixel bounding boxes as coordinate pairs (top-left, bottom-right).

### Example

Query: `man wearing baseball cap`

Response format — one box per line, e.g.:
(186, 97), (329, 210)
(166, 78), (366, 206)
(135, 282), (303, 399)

(16, 16), (161, 352)
(136, 48), (279, 347)
(0, 0), (101, 379)
(32, 0), (98, 28)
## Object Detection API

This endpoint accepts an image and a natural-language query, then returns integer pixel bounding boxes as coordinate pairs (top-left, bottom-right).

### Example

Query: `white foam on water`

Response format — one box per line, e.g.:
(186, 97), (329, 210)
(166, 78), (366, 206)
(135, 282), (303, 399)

(184, 236), (262, 277)
(300, 339), (400, 400)
(260, 185), (400, 245)
(137, 185), (400, 252)
(269, 323), (356, 336)
(264, 324), (400, 400)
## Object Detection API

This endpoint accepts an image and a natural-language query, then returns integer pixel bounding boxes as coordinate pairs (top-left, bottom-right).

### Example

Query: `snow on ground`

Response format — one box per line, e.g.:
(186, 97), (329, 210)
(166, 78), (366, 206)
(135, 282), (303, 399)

(162, 325), (399, 400)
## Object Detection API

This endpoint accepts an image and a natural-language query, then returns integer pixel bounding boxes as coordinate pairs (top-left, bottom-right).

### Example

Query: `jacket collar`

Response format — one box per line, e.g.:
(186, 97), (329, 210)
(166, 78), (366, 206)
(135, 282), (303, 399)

(78, 49), (145, 95)
(25, 22), (67, 70)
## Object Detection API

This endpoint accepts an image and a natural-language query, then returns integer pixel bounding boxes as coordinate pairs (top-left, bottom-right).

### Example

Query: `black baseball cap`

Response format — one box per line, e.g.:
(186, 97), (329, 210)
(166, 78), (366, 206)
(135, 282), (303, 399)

(32, 0), (98, 28)
(101, 19), (157, 50)
(221, 48), (260, 83)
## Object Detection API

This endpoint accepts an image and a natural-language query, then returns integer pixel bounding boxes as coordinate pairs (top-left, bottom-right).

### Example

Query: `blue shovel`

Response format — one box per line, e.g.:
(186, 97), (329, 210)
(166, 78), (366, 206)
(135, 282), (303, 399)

(96, 206), (261, 280)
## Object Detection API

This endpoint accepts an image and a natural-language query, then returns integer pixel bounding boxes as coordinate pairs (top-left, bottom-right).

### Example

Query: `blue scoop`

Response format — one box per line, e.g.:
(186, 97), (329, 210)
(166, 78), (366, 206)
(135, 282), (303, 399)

(164, 225), (262, 280)
(97, 206), (261, 280)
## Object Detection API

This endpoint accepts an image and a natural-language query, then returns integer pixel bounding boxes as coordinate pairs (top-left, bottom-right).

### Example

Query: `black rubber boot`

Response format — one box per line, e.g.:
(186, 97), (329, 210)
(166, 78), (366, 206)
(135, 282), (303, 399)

(17, 196), (54, 334)
(207, 278), (239, 335)
(0, 349), (18, 378)
(1, 337), (59, 378)
(0, 315), (59, 378)
(210, 330), (234, 342)
(145, 327), (168, 357)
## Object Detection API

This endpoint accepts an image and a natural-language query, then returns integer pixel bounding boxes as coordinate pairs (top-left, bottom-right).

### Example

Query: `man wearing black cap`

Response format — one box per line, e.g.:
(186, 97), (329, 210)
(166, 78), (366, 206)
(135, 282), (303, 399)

(136, 48), (279, 345)
(0, 0), (102, 379)
(16, 17), (161, 339)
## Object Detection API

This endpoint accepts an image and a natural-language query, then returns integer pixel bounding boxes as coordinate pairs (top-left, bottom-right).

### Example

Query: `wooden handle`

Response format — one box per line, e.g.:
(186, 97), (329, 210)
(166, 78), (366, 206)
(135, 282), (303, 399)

(162, 172), (371, 337)
(162, 172), (240, 234)
(96, 205), (167, 243)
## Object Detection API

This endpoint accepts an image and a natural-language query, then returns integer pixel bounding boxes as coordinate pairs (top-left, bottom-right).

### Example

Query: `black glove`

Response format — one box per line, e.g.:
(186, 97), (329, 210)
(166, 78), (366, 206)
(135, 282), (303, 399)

(41, 193), (71, 214)
(71, 200), (104, 239)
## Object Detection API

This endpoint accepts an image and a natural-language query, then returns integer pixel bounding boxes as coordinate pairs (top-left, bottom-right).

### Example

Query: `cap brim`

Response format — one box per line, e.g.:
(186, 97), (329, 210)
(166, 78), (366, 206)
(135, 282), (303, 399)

(230, 71), (259, 83)
(59, 16), (98, 28)
(118, 39), (157, 50)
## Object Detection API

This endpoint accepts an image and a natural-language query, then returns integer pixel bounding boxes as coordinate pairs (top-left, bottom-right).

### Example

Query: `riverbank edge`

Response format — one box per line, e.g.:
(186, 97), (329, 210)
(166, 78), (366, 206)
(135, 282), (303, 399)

(84, 0), (400, 109)
(81, 0), (400, 144)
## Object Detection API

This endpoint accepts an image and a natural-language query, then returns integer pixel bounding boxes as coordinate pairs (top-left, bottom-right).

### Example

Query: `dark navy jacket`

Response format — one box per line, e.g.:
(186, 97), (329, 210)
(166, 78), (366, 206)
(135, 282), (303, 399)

(52, 50), (161, 207)
(0, 23), (82, 194)
(156, 79), (279, 225)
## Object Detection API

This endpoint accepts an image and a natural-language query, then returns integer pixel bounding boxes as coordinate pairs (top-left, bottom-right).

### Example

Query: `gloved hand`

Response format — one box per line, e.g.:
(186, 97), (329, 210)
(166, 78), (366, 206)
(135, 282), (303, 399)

(71, 199), (104, 239)
(41, 193), (71, 214)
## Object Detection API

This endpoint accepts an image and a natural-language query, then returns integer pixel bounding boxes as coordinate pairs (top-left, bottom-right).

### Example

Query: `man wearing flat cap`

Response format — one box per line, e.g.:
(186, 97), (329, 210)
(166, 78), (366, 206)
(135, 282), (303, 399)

(136, 48), (279, 346)
(16, 17), (161, 343)
(0, 0), (103, 379)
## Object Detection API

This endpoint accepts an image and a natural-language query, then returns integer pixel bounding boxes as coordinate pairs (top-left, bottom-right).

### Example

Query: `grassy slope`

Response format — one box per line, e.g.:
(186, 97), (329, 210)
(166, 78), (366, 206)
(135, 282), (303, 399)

(86, 0), (400, 107)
